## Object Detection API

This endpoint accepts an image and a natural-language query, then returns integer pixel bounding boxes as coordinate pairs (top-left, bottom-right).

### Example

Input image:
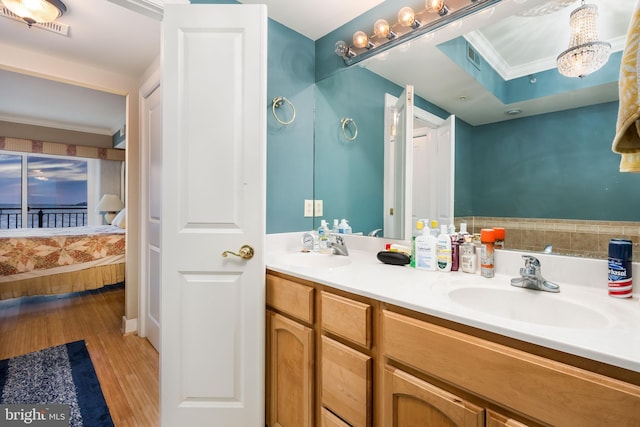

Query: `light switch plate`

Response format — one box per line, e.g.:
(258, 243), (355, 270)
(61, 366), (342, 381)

(304, 200), (314, 217)
(314, 199), (323, 217)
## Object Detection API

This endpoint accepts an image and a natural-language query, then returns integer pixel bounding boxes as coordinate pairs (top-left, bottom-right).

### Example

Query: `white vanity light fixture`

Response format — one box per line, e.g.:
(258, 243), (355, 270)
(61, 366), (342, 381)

(335, 0), (501, 66)
(2, 0), (66, 27)
(556, 1), (611, 78)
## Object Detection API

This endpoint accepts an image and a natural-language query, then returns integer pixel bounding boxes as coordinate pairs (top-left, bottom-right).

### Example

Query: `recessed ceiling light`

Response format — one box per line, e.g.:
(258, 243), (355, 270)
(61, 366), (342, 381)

(458, 95), (468, 101)
(505, 109), (522, 116)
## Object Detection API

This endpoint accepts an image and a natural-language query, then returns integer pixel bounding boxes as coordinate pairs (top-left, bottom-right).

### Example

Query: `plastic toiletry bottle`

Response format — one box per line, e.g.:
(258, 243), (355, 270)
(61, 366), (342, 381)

(430, 220), (439, 237)
(493, 227), (505, 249)
(414, 222), (437, 271)
(410, 219), (425, 268)
(472, 233), (483, 275)
(460, 236), (477, 274)
(459, 222), (470, 238)
(450, 229), (460, 272)
(318, 220), (330, 254)
(331, 219), (339, 234)
(436, 225), (452, 272)
(338, 218), (352, 234)
(480, 228), (495, 278)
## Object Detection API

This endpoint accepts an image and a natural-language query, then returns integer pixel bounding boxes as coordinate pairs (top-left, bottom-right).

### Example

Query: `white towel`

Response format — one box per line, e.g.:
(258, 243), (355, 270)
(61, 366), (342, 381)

(612, 0), (640, 172)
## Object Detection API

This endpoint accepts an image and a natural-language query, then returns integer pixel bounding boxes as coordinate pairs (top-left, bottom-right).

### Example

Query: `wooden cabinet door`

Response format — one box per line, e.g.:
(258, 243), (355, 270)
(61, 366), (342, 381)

(383, 366), (484, 427)
(268, 311), (314, 427)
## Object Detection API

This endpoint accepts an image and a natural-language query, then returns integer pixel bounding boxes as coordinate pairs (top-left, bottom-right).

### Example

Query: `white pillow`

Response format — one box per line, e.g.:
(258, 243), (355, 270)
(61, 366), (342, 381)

(112, 208), (126, 228)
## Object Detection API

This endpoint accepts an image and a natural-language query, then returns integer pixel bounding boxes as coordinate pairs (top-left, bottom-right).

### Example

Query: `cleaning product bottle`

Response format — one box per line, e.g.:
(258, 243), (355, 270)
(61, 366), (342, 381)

(414, 221), (437, 271)
(436, 225), (452, 272)
(318, 220), (330, 254)
(331, 219), (339, 234)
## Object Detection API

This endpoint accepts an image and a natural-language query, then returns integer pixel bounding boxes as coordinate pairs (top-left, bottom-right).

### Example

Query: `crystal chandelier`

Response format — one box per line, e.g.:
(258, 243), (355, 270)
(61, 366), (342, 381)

(556, 1), (611, 78)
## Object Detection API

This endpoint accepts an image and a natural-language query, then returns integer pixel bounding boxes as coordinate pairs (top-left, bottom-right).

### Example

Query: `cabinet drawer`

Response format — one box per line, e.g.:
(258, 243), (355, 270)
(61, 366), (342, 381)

(321, 336), (371, 427)
(321, 291), (371, 348)
(266, 275), (314, 324)
(382, 310), (640, 427)
(321, 407), (350, 427)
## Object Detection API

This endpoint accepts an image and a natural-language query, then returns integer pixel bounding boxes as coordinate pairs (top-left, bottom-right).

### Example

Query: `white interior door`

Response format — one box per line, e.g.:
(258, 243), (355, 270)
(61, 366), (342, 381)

(434, 115), (455, 228)
(140, 76), (161, 351)
(161, 4), (267, 426)
(383, 86), (414, 240)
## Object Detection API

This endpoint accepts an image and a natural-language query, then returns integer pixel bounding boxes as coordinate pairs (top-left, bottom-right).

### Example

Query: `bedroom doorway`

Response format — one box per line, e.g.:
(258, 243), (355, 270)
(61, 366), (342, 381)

(139, 74), (161, 351)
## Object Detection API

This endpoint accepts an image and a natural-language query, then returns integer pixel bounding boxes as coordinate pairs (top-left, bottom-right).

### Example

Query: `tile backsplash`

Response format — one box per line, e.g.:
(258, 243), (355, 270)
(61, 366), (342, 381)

(455, 217), (640, 262)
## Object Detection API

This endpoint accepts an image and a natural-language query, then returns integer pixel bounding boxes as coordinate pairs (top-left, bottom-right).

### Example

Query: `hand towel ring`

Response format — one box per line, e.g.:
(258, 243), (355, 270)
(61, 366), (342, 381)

(341, 117), (358, 141)
(272, 96), (296, 125)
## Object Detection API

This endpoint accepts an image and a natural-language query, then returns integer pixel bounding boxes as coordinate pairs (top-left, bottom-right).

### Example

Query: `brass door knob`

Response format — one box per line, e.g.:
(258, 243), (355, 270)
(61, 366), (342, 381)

(222, 244), (254, 260)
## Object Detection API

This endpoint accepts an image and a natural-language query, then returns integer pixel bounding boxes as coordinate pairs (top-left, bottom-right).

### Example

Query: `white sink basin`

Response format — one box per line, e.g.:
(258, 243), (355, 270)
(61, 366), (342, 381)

(278, 251), (352, 269)
(448, 287), (610, 329)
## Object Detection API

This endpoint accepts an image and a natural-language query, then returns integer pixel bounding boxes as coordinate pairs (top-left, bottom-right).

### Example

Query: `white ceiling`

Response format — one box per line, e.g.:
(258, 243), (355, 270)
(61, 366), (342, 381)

(0, 0), (633, 133)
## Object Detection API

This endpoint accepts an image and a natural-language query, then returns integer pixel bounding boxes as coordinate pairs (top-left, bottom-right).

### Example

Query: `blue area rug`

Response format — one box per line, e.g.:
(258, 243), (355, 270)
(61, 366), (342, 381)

(0, 340), (114, 426)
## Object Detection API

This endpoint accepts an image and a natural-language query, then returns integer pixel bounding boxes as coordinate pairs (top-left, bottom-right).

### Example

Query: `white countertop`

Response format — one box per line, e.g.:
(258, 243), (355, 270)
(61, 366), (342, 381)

(266, 232), (640, 373)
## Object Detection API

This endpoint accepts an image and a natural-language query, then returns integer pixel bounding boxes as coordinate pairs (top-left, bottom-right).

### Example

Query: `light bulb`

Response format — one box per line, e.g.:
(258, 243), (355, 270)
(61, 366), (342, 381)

(334, 40), (348, 56)
(374, 19), (393, 39)
(352, 31), (370, 49)
(397, 7), (417, 27)
(426, 0), (449, 16)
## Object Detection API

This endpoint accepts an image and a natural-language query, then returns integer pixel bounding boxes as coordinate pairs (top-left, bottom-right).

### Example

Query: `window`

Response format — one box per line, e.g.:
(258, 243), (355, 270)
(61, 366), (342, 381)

(0, 153), (88, 229)
(0, 154), (22, 228)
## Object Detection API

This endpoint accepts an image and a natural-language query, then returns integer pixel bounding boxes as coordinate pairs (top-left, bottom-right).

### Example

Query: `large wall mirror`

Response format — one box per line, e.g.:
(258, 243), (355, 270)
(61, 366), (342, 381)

(314, 0), (638, 258)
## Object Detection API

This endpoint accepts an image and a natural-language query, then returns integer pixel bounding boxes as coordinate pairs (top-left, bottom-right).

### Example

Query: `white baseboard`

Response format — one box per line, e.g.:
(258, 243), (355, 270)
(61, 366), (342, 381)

(121, 316), (138, 335)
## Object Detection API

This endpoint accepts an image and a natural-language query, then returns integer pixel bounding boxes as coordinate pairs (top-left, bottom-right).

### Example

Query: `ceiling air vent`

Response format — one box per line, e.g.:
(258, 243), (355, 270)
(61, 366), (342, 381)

(466, 42), (481, 71)
(0, 6), (69, 36)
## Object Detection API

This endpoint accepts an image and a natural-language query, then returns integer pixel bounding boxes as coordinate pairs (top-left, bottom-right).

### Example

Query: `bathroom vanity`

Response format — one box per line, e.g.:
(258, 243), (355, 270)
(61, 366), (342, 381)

(265, 233), (640, 427)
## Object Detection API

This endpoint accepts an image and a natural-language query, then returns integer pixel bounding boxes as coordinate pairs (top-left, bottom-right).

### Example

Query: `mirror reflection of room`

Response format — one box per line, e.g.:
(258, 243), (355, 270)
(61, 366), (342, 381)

(314, 0), (636, 259)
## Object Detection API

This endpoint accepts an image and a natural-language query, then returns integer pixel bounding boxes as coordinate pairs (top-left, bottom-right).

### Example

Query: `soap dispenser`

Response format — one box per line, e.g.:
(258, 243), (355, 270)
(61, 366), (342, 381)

(415, 221), (437, 271)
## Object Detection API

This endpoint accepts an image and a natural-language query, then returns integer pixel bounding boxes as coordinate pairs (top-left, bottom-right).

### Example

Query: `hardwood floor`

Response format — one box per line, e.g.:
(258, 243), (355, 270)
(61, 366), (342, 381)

(0, 284), (159, 427)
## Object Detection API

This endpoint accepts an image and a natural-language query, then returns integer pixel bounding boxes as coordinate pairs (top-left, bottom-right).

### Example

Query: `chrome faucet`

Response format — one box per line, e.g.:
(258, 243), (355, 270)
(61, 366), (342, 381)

(510, 255), (560, 293)
(327, 234), (349, 256)
(368, 228), (383, 237)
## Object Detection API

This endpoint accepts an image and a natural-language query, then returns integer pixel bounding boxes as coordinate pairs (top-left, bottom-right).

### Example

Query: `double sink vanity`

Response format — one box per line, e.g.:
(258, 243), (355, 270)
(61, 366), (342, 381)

(265, 232), (640, 427)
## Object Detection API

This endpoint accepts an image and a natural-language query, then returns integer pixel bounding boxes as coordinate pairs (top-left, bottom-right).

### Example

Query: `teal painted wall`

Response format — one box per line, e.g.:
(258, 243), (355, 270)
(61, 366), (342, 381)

(314, 67), (448, 234)
(462, 101), (640, 221)
(197, 0), (316, 234)
(266, 20), (316, 233)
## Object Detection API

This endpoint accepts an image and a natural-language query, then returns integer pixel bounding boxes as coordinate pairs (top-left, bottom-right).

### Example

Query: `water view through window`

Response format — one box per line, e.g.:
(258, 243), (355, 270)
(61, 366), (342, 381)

(0, 153), (88, 228)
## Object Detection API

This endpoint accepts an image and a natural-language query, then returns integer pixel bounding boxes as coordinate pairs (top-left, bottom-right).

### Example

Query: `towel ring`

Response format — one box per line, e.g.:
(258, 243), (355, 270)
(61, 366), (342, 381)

(271, 96), (296, 125)
(341, 117), (358, 141)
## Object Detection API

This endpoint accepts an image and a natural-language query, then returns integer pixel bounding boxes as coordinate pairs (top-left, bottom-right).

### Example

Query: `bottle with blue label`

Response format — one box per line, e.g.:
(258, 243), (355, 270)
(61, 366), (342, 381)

(338, 218), (352, 234)
(415, 222), (437, 271)
(608, 238), (632, 298)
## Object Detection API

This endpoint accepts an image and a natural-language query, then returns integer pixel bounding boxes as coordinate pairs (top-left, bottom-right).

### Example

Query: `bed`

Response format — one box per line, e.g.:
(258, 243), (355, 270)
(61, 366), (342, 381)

(0, 225), (125, 300)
